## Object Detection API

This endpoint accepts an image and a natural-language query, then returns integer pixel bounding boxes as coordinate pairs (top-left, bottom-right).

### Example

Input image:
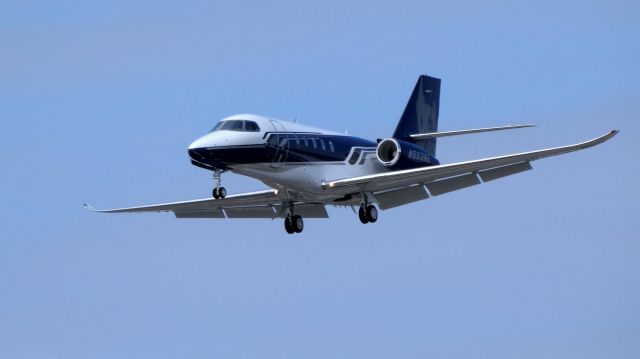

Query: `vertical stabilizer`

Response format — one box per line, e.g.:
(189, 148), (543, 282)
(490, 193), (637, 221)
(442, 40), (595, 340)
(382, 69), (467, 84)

(392, 75), (441, 157)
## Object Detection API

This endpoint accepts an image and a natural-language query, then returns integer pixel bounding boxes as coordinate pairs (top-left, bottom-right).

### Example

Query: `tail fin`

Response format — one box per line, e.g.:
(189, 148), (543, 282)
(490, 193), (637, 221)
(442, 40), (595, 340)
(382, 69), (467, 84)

(392, 75), (441, 157)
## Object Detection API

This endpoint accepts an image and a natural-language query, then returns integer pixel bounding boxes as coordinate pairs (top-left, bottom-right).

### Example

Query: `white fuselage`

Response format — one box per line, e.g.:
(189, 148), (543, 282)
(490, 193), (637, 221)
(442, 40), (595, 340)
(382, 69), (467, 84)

(187, 114), (389, 203)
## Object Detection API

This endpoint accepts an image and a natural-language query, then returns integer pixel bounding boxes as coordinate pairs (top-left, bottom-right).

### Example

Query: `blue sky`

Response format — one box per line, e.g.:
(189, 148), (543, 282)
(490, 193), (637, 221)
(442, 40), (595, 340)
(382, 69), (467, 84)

(1, 1), (639, 358)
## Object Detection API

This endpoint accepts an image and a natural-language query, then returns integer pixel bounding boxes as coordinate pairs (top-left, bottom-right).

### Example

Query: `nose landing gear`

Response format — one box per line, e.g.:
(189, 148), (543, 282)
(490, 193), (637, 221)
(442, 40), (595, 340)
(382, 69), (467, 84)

(212, 168), (227, 199)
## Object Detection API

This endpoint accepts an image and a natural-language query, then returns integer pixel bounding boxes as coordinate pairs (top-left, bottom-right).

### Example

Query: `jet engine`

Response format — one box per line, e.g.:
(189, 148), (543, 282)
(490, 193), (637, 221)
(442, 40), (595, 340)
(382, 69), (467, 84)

(376, 138), (436, 169)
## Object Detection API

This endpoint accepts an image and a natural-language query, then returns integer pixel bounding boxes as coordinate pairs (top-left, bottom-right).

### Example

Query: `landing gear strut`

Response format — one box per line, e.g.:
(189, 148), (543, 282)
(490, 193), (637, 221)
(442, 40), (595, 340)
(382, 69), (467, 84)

(283, 204), (304, 234)
(212, 168), (227, 199)
(358, 204), (378, 224)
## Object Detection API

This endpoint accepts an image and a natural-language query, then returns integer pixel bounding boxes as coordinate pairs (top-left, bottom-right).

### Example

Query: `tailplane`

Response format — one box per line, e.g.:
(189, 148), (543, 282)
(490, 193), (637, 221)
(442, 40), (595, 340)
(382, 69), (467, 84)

(392, 75), (441, 157)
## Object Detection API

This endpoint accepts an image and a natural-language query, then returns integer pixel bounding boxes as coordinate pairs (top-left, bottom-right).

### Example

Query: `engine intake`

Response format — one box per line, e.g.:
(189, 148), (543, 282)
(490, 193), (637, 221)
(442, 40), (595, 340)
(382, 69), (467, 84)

(376, 138), (401, 167)
(376, 138), (437, 169)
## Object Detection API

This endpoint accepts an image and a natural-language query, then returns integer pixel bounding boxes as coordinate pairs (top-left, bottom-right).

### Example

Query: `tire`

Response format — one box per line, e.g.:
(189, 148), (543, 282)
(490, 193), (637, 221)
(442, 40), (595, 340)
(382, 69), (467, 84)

(219, 187), (227, 199)
(284, 217), (294, 234)
(212, 187), (219, 199)
(358, 206), (369, 224)
(292, 215), (304, 233)
(366, 205), (378, 223)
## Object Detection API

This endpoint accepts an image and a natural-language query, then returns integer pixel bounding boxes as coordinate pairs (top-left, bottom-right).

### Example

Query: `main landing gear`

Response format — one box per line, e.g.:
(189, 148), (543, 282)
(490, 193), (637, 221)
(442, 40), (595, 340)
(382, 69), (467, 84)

(358, 204), (378, 224)
(284, 215), (304, 234)
(283, 203), (304, 234)
(212, 168), (227, 199)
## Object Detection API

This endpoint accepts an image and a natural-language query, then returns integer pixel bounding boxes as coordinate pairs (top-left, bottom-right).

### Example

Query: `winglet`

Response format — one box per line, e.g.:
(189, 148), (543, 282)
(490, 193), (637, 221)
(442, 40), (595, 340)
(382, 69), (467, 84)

(83, 203), (96, 211)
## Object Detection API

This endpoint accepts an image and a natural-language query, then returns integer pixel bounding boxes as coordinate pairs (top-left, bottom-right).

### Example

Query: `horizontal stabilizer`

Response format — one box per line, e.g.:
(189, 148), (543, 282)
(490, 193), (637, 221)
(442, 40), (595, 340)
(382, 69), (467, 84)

(410, 124), (534, 139)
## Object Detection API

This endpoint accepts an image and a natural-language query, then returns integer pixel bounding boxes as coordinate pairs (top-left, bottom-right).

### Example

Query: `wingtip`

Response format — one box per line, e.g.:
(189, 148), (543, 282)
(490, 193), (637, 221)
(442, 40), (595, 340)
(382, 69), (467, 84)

(83, 203), (95, 211)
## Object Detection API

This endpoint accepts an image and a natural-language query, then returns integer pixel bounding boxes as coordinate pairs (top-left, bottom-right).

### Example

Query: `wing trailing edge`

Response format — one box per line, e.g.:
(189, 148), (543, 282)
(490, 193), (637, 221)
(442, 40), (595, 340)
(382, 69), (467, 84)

(84, 189), (329, 219)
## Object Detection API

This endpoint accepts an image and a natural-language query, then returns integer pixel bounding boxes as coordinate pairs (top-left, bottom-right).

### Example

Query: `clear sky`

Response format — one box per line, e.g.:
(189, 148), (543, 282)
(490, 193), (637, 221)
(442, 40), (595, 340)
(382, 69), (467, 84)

(1, 1), (639, 358)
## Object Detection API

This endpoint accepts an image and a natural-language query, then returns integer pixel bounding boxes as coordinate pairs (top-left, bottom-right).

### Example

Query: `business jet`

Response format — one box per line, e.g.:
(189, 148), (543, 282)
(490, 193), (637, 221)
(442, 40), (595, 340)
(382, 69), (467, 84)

(85, 75), (618, 234)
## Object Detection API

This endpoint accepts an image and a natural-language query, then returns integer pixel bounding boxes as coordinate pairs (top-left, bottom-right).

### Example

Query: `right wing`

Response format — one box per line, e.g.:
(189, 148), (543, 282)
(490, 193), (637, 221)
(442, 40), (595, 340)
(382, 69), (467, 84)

(323, 131), (618, 203)
(84, 189), (328, 219)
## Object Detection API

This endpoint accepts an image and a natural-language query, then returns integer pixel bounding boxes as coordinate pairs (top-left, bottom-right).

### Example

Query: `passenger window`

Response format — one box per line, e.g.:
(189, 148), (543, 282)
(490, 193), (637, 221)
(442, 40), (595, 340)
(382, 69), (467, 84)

(329, 141), (335, 152)
(320, 139), (326, 151)
(311, 138), (317, 149)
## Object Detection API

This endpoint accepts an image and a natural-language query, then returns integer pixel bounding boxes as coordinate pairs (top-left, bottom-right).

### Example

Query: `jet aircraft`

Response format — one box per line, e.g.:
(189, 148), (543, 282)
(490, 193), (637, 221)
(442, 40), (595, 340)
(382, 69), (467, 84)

(85, 75), (618, 234)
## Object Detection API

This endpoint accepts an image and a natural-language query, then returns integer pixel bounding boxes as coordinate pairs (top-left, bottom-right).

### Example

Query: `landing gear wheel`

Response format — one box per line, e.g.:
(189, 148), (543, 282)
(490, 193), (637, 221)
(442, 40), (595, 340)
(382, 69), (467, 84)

(366, 205), (378, 223)
(212, 187), (227, 199)
(292, 215), (304, 233)
(284, 217), (295, 234)
(358, 206), (369, 224)
(212, 169), (225, 199)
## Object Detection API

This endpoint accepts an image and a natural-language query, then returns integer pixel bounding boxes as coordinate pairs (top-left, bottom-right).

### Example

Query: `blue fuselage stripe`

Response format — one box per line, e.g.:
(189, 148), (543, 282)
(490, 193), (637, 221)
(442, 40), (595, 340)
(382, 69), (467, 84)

(189, 133), (377, 167)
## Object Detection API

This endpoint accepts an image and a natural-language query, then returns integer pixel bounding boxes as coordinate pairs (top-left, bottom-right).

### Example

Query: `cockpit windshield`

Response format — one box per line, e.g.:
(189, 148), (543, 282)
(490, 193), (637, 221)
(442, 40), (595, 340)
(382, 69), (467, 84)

(210, 120), (260, 132)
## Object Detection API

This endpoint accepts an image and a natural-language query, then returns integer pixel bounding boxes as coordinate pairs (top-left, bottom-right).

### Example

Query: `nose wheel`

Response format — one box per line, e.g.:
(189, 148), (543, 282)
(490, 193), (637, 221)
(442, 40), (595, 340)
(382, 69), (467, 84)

(211, 168), (227, 199)
(358, 204), (378, 224)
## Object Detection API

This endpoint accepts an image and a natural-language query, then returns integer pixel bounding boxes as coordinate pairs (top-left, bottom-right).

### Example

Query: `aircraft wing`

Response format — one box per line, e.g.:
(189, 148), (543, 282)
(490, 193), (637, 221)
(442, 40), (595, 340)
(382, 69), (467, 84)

(322, 131), (618, 208)
(84, 189), (329, 219)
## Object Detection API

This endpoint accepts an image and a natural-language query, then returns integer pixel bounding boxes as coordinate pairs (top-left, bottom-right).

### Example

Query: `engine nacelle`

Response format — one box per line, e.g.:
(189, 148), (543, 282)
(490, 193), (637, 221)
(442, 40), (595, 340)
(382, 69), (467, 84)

(376, 138), (437, 169)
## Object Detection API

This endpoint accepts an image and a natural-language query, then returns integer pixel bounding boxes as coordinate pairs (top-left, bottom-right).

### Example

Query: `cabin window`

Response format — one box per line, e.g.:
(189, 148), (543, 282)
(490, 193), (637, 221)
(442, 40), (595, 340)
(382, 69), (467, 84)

(311, 138), (317, 149)
(328, 141), (335, 152)
(320, 139), (326, 151)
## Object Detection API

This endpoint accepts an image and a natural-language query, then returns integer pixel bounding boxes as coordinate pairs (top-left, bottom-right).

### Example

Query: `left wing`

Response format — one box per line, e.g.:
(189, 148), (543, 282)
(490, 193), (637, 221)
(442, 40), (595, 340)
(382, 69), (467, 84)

(323, 131), (618, 206)
(85, 189), (328, 219)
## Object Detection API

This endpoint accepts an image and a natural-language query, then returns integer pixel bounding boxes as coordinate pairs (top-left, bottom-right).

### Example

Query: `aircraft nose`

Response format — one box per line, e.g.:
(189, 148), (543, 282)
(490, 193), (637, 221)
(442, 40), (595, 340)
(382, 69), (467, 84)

(188, 137), (210, 162)
(189, 134), (218, 150)
(188, 138), (204, 150)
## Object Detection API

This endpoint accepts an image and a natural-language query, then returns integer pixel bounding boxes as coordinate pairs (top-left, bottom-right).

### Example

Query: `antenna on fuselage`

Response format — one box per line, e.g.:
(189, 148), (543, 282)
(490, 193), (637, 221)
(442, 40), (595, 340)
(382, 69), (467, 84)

(293, 116), (298, 124)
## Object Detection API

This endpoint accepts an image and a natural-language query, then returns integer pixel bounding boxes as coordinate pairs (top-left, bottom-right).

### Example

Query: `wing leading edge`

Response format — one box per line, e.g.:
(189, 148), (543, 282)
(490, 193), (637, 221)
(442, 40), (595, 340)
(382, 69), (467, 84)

(323, 130), (618, 196)
(409, 124), (535, 139)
